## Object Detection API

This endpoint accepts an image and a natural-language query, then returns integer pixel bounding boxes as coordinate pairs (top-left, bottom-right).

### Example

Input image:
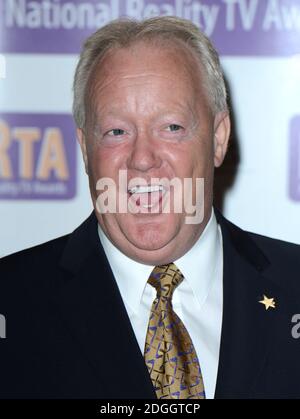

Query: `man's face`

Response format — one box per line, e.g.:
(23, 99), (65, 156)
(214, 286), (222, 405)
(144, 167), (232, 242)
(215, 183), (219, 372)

(78, 41), (230, 265)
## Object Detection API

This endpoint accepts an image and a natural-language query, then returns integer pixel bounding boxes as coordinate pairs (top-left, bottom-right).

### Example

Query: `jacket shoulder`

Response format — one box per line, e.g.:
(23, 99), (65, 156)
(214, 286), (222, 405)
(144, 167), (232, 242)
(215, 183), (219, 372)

(248, 231), (300, 262)
(216, 209), (300, 293)
(0, 234), (70, 284)
(248, 231), (300, 293)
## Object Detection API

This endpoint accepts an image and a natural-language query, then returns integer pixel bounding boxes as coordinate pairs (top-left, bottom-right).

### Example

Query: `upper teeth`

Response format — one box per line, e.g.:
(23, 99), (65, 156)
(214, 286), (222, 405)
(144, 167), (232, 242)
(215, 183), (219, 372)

(128, 185), (163, 194)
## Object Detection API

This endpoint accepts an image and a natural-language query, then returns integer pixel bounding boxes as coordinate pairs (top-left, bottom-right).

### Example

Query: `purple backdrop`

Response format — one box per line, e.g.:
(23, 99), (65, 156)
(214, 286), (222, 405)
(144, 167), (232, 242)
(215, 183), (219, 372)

(289, 116), (300, 201)
(0, 0), (300, 55)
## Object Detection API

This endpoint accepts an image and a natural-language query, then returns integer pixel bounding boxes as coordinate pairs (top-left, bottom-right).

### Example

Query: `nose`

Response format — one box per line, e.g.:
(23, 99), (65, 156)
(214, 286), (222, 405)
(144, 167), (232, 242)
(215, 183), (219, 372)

(126, 130), (162, 172)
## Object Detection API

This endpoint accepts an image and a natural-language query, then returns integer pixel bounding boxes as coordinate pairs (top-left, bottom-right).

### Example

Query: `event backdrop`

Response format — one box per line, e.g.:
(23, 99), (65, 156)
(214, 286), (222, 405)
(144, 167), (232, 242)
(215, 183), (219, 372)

(0, 0), (299, 257)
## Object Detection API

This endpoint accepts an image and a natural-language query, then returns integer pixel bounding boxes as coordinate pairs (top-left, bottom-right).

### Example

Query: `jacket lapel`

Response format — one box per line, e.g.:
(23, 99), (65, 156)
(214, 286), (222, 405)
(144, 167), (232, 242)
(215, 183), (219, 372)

(56, 212), (156, 399)
(214, 210), (287, 399)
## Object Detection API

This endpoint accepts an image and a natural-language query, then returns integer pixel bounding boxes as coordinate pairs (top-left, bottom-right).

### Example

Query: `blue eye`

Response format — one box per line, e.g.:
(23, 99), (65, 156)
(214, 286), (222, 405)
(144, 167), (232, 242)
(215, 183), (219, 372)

(107, 128), (125, 136)
(167, 124), (183, 132)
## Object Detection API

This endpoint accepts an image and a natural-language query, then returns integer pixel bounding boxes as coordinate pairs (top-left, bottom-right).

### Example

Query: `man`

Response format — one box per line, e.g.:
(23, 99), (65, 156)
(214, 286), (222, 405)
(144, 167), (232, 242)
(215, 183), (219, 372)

(0, 16), (300, 399)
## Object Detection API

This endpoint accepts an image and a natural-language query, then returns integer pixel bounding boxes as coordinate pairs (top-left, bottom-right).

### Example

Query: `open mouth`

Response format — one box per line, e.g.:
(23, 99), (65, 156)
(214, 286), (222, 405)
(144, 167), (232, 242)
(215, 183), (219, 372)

(127, 184), (165, 210)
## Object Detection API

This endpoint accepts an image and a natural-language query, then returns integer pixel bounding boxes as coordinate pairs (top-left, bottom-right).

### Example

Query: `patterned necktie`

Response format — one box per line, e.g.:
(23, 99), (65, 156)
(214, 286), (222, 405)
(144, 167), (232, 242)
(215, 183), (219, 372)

(144, 263), (206, 399)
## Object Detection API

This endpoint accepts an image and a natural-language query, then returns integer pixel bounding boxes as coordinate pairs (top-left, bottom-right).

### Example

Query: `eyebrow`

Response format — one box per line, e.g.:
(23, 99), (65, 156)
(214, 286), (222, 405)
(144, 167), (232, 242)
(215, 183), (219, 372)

(95, 101), (198, 119)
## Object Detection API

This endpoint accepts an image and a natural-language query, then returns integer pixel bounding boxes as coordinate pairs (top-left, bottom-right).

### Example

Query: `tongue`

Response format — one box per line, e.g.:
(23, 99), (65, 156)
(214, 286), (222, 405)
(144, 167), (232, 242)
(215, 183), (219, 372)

(133, 191), (161, 207)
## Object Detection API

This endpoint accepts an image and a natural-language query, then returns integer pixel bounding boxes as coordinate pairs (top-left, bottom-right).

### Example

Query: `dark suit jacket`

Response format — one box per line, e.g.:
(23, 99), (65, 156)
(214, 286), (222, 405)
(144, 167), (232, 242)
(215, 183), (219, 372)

(0, 210), (300, 399)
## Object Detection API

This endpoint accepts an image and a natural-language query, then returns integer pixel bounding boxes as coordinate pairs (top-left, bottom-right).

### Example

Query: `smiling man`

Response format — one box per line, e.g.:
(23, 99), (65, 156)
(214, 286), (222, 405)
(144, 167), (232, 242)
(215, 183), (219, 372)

(0, 17), (300, 399)
(77, 30), (229, 265)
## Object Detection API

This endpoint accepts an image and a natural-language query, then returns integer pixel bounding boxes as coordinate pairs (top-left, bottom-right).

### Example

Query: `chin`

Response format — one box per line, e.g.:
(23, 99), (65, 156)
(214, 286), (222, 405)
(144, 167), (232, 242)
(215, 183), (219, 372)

(123, 218), (178, 252)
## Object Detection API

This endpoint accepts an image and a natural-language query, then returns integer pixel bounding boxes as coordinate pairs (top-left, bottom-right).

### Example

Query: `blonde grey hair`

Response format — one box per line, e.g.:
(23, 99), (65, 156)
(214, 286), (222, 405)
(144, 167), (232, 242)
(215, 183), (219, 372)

(73, 16), (228, 129)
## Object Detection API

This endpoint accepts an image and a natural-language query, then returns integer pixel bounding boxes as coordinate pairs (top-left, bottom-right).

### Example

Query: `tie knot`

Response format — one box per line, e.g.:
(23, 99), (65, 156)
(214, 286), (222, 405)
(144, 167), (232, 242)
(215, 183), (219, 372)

(148, 263), (184, 299)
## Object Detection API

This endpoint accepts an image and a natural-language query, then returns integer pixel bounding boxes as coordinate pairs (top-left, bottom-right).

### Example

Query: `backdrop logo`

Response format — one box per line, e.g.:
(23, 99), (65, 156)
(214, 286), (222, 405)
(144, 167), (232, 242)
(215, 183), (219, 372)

(0, 113), (76, 199)
(0, 0), (299, 55)
(289, 116), (300, 201)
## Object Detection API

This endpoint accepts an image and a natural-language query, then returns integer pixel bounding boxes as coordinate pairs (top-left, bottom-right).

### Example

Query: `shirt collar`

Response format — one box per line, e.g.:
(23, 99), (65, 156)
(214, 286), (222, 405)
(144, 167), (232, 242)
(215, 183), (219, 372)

(174, 208), (222, 309)
(98, 207), (220, 314)
(98, 226), (153, 314)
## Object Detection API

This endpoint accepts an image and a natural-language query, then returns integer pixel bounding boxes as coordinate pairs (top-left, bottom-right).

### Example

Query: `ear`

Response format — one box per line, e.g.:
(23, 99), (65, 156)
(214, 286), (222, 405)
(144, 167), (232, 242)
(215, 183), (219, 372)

(213, 111), (231, 168)
(77, 128), (89, 175)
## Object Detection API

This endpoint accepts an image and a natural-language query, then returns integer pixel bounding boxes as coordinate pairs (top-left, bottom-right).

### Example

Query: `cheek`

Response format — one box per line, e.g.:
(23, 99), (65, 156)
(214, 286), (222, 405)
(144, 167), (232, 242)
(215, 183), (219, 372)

(161, 142), (193, 173)
(88, 145), (125, 178)
(190, 138), (214, 174)
(169, 144), (207, 178)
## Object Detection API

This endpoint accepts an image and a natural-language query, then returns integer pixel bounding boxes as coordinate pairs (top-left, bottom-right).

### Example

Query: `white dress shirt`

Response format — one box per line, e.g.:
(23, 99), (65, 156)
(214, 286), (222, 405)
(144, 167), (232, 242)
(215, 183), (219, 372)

(98, 209), (223, 399)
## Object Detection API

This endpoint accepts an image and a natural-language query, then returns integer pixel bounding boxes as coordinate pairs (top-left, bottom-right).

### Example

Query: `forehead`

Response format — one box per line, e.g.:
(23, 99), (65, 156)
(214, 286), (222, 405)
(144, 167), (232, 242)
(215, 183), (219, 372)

(102, 40), (200, 76)
(88, 40), (208, 108)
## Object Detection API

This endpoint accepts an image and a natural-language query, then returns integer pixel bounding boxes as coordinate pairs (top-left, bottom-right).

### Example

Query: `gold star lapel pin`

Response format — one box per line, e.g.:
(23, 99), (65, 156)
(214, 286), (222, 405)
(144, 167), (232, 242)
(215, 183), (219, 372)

(259, 295), (276, 311)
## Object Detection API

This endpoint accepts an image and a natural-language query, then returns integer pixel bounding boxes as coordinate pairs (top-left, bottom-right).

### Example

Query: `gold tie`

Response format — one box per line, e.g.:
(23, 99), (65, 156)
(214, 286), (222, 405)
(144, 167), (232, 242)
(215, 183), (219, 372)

(144, 263), (206, 399)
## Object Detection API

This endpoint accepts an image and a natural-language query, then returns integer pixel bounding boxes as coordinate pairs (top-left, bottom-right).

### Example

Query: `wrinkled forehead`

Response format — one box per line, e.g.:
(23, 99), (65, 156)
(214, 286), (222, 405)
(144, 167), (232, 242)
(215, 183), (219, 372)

(84, 39), (210, 126)
(90, 38), (207, 88)
(94, 36), (204, 78)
